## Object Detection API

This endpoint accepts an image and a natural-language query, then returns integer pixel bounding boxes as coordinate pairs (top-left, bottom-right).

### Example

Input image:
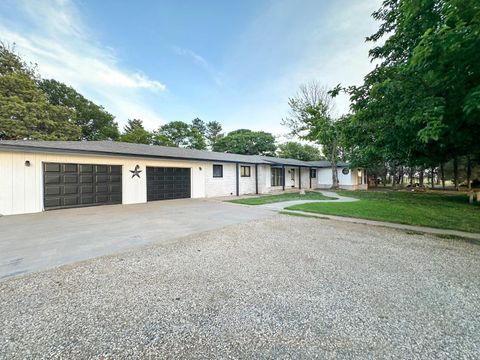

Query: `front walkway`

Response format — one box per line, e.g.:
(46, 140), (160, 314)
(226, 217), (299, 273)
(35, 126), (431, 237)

(259, 190), (480, 241)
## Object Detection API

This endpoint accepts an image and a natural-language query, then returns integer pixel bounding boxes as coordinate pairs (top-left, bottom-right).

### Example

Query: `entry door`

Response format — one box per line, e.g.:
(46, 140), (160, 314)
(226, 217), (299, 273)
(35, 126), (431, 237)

(43, 163), (122, 210)
(146, 167), (191, 201)
(290, 169), (295, 187)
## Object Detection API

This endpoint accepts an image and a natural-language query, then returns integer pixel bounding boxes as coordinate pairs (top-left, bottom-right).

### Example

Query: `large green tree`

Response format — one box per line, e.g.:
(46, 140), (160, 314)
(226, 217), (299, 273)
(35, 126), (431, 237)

(120, 119), (152, 144)
(338, 0), (480, 185)
(0, 44), (81, 140)
(212, 129), (276, 156)
(277, 141), (322, 161)
(39, 79), (119, 141)
(205, 120), (223, 148)
(153, 120), (207, 149)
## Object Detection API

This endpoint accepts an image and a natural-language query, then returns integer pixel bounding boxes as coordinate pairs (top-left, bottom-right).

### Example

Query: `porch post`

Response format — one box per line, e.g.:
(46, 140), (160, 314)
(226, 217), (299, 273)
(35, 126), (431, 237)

(298, 166), (301, 189)
(282, 164), (285, 191)
(309, 167), (312, 189)
(236, 162), (239, 196)
(255, 163), (259, 194)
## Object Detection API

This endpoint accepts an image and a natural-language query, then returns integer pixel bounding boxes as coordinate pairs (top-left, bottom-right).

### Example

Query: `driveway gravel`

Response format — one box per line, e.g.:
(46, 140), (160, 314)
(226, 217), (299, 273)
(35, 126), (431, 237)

(1, 215), (479, 359)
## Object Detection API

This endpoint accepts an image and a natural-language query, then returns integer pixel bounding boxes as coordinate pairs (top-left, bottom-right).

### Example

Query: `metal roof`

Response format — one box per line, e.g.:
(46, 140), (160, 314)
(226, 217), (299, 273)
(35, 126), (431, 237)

(0, 140), (321, 167)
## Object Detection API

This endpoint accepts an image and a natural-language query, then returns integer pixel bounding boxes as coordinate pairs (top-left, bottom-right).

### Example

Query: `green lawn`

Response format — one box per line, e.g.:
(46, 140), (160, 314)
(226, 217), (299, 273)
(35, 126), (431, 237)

(229, 191), (337, 205)
(286, 191), (480, 233)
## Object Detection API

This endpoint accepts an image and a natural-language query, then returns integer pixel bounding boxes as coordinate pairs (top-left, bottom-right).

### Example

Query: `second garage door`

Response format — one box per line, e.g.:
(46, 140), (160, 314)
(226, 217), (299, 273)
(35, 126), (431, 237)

(146, 167), (191, 201)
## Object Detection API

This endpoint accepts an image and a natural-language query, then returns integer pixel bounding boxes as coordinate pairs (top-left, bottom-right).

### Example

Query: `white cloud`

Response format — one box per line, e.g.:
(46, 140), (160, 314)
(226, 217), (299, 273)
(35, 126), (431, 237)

(0, 0), (166, 129)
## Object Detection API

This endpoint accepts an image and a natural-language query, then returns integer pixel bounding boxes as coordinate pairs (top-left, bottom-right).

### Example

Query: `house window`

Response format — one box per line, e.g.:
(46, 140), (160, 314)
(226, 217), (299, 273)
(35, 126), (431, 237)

(241, 165), (251, 177)
(213, 164), (223, 178)
(310, 169), (317, 178)
(271, 167), (283, 186)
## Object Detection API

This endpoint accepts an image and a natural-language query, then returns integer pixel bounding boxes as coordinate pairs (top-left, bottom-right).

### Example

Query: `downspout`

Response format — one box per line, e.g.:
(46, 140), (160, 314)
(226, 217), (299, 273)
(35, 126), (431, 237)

(298, 166), (301, 189)
(236, 163), (239, 196)
(255, 164), (258, 194)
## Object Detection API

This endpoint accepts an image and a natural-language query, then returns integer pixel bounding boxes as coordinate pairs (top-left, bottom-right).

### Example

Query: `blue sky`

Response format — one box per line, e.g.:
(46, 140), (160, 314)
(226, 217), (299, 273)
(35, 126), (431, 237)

(0, 0), (381, 136)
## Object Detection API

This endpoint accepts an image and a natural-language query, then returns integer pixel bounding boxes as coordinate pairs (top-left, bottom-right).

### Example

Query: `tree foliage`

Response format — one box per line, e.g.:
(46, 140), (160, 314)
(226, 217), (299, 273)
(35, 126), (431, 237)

(0, 44), (81, 140)
(153, 120), (207, 149)
(283, 81), (341, 187)
(336, 0), (480, 187)
(39, 79), (119, 141)
(120, 119), (152, 144)
(212, 129), (276, 156)
(277, 141), (322, 161)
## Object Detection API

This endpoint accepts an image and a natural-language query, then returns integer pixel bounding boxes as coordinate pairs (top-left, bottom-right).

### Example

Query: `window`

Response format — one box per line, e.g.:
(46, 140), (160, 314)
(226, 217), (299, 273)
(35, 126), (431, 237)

(310, 169), (317, 178)
(271, 167), (283, 186)
(213, 164), (223, 178)
(241, 165), (251, 177)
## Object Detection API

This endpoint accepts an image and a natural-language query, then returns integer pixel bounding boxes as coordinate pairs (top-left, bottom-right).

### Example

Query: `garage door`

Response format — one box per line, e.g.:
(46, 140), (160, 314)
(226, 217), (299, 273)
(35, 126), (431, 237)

(147, 167), (191, 201)
(43, 163), (122, 210)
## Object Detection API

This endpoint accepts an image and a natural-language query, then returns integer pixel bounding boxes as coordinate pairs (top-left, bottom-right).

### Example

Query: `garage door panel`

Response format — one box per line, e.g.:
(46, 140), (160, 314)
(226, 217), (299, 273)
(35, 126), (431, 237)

(44, 163), (122, 210)
(45, 175), (61, 184)
(64, 174), (78, 183)
(146, 167), (191, 202)
(64, 164), (78, 172)
(64, 185), (78, 195)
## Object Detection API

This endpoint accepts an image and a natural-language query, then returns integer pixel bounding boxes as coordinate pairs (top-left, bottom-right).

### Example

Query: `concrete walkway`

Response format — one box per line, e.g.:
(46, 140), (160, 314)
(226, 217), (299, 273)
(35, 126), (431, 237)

(259, 190), (358, 211)
(259, 190), (480, 241)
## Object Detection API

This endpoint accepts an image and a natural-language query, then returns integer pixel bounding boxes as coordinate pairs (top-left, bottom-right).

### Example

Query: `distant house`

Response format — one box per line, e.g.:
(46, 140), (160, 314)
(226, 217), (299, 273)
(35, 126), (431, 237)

(0, 141), (366, 215)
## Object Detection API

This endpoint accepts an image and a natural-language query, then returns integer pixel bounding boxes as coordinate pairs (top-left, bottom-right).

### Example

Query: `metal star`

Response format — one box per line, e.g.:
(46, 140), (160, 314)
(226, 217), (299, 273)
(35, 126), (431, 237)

(130, 164), (142, 178)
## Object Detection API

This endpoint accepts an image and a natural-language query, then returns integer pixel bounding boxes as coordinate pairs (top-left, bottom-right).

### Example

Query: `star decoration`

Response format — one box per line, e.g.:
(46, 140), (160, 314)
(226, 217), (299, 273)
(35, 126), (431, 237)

(130, 164), (142, 178)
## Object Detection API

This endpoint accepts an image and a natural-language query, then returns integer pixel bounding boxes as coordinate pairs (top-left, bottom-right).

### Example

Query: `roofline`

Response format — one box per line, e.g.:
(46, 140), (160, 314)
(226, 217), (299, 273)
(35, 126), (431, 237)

(0, 142), (335, 167)
(0, 144), (265, 165)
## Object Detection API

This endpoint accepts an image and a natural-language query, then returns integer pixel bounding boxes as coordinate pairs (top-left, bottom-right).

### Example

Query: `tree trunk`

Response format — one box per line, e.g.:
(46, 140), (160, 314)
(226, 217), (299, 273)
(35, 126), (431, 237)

(440, 163), (445, 189)
(330, 137), (339, 189)
(453, 157), (459, 190)
(419, 166), (424, 186)
(409, 167), (414, 185)
(382, 163), (388, 187)
(430, 167), (435, 189)
(466, 156), (472, 190)
(398, 166), (404, 185)
(392, 165), (397, 189)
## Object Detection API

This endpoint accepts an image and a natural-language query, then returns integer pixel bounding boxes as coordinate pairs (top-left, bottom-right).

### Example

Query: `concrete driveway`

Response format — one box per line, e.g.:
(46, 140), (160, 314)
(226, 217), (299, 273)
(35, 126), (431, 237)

(0, 199), (273, 280)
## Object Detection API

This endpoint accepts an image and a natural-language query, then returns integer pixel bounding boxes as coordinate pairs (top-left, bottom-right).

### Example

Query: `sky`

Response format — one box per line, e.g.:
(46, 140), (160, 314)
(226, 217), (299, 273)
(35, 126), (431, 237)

(0, 0), (382, 137)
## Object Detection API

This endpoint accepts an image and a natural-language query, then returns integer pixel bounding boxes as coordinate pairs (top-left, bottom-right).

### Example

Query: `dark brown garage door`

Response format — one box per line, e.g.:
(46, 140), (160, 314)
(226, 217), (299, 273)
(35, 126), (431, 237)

(43, 163), (122, 210)
(146, 167), (191, 201)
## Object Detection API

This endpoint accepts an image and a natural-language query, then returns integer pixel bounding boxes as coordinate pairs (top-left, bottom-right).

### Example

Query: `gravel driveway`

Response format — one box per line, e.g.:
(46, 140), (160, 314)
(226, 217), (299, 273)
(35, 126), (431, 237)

(1, 215), (479, 359)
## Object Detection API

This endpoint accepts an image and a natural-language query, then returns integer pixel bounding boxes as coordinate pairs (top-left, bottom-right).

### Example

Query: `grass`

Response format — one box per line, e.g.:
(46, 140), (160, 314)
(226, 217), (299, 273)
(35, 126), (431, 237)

(228, 191), (337, 205)
(285, 190), (480, 233)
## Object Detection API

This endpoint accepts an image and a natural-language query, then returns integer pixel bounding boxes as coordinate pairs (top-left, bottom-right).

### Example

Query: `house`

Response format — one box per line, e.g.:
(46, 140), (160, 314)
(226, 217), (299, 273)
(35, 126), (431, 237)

(0, 140), (367, 215)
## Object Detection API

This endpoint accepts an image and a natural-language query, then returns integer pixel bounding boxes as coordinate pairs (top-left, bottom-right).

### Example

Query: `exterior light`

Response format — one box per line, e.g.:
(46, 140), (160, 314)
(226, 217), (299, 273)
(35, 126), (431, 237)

(25, 160), (31, 167)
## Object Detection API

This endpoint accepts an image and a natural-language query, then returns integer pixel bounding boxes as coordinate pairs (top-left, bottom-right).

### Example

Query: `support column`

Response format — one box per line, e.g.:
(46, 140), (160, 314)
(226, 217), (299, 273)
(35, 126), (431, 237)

(236, 163), (239, 196)
(255, 164), (259, 194)
(298, 166), (301, 189)
(309, 167), (312, 189)
(282, 164), (285, 191)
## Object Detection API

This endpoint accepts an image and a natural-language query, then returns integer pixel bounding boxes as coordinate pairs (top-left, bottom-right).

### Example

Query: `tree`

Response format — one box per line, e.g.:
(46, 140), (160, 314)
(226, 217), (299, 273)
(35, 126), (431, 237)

(205, 120), (223, 148)
(0, 44), (81, 140)
(282, 81), (341, 188)
(212, 129), (276, 156)
(191, 117), (206, 136)
(153, 120), (207, 149)
(336, 0), (480, 188)
(277, 141), (322, 161)
(39, 79), (119, 141)
(120, 119), (152, 144)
